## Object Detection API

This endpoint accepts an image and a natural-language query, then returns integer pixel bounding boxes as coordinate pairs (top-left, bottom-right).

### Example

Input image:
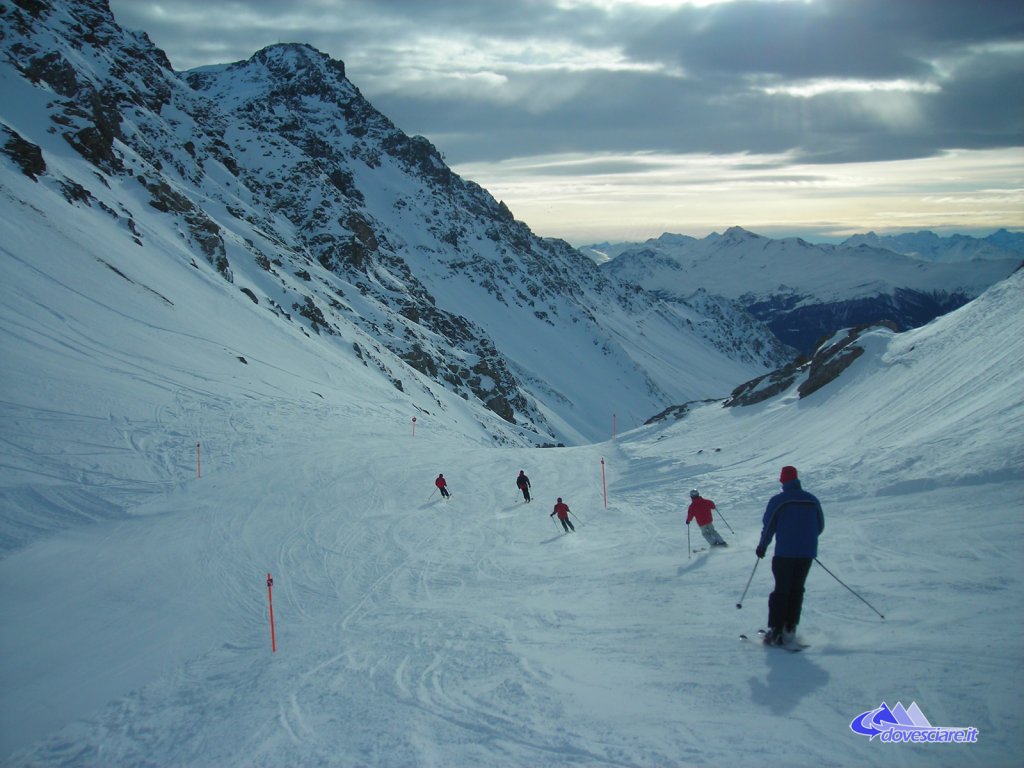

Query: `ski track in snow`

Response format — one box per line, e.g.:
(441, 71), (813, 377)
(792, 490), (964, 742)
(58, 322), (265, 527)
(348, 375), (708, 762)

(2, 400), (1022, 766)
(2, 366), (1022, 768)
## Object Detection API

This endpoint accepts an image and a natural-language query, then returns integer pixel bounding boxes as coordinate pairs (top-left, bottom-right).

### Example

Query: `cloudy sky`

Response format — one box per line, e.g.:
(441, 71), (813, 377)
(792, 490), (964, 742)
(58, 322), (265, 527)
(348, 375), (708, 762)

(108, 0), (1023, 245)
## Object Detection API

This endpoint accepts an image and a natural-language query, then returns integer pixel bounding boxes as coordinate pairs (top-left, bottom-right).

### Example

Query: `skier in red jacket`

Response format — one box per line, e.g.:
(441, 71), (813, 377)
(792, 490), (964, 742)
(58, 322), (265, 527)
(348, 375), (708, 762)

(686, 489), (727, 547)
(435, 473), (451, 499)
(550, 497), (575, 532)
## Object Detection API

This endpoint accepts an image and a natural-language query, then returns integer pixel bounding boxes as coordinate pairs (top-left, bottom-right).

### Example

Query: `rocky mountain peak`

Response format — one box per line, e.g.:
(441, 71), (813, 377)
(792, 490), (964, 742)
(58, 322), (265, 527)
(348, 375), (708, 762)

(719, 225), (762, 243)
(188, 43), (349, 102)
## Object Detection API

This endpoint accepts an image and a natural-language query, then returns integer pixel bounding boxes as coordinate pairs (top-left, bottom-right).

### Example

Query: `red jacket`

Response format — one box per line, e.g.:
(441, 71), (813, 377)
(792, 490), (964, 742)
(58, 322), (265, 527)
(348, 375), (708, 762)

(435, 476), (447, 489)
(553, 502), (570, 520)
(686, 496), (715, 526)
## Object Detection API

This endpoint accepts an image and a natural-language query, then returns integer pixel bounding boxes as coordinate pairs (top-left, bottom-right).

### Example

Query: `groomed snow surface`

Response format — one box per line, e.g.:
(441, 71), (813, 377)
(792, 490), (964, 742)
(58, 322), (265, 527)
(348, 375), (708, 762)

(2, 243), (1022, 764)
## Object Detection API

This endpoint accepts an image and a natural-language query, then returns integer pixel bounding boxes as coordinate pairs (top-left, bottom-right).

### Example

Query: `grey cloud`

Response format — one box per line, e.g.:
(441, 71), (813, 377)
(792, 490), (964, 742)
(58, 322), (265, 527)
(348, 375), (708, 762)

(630, 3), (927, 81)
(626, 0), (1024, 81)
(924, 49), (1024, 148)
(110, 0), (1024, 173)
(507, 158), (683, 177)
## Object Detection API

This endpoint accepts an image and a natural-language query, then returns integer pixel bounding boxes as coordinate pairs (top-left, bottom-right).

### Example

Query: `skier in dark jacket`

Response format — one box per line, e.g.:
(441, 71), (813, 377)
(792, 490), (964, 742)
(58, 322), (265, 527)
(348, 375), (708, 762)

(435, 473), (451, 499)
(516, 470), (532, 502)
(551, 497), (575, 532)
(755, 466), (824, 646)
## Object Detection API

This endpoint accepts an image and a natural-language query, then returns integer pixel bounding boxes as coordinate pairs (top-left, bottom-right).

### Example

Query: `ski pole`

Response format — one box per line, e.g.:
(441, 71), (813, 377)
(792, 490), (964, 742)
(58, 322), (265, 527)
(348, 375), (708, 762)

(815, 558), (886, 619)
(687, 522), (692, 560)
(716, 509), (735, 535)
(428, 488), (437, 502)
(736, 558), (760, 609)
(569, 510), (585, 525)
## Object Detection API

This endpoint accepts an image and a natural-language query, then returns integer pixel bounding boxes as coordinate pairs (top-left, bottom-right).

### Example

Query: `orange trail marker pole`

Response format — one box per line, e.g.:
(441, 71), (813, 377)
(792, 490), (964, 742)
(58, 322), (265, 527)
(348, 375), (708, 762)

(266, 573), (276, 652)
(601, 457), (607, 509)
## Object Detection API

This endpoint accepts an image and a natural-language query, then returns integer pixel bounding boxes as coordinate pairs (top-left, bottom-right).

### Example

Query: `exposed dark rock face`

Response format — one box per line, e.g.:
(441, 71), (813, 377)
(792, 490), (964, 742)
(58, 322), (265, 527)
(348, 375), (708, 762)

(748, 290), (972, 354)
(724, 322), (898, 407)
(2, 126), (46, 179)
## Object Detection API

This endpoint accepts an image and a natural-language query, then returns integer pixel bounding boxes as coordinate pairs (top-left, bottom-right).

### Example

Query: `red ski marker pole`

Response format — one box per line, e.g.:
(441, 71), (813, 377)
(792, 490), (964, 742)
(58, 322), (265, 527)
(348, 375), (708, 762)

(266, 572), (276, 653)
(601, 457), (607, 509)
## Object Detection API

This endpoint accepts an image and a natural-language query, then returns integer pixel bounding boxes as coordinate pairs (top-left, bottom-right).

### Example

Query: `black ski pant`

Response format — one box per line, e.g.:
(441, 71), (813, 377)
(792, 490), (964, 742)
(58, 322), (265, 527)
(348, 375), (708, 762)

(557, 516), (574, 532)
(439, 486), (450, 498)
(768, 556), (813, 631)
(521, 487), (531, 502)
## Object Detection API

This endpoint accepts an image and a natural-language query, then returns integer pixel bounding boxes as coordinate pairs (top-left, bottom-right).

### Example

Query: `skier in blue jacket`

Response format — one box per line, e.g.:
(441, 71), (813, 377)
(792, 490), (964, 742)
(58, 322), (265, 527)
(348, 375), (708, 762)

(755, 466), (825, 646)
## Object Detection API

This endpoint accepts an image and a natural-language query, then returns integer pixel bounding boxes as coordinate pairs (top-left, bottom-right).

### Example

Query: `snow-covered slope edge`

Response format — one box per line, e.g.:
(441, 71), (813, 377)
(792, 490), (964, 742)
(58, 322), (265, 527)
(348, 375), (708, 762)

(628, 267), (1024, 498)
(0, 161), (501, 552)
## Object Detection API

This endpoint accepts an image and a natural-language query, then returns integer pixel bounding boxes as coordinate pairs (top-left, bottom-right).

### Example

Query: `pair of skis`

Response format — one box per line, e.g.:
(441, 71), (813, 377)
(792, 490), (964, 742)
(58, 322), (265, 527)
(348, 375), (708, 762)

(690, 544), (729, 554)
(739, 629), (810, 653)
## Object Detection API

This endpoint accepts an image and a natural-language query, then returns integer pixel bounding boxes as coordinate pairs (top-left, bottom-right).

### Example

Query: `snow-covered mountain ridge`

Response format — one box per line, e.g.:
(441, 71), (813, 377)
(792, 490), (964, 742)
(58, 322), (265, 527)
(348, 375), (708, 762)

(591, 227), (1019, 353)
(842, 229), (1024, 262)
(583, 227), (1024, 266)
(0, 0), (789, 446)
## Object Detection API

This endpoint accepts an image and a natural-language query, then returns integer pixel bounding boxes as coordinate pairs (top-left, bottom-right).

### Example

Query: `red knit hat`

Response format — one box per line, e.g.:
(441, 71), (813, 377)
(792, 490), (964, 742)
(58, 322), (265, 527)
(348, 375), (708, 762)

(779, 465), (798, 483)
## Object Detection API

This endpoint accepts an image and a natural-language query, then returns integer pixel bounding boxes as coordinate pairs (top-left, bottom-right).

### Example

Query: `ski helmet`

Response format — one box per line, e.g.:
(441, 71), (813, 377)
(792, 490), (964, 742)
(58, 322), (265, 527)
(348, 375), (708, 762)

(689, 489), (700, 498)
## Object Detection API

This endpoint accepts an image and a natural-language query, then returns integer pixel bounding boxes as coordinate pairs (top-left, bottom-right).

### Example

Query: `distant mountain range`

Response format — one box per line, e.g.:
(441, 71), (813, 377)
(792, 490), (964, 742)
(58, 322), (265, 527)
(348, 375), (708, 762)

(582, 228), (1024, 266)
(841, 229), (1024, 263)
(583, 228), (1020, 353)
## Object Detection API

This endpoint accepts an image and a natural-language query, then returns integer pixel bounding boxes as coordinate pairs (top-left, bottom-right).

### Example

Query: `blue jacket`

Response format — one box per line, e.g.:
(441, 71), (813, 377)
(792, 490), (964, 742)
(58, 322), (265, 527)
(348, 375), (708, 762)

(758, 479), (824, 558)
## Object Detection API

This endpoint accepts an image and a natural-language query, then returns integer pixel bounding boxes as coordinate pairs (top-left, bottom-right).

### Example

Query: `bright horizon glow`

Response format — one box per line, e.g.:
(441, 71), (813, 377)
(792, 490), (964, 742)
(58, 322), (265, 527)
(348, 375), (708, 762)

(453, 147), (1024, 244)
(759, 79), (943, 98)
(559, 0), (737, 7)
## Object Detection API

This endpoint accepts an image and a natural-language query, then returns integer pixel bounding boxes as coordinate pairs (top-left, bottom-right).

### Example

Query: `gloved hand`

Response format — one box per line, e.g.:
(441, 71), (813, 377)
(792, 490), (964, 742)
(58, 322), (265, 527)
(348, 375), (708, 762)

(755, 545), (766, 559)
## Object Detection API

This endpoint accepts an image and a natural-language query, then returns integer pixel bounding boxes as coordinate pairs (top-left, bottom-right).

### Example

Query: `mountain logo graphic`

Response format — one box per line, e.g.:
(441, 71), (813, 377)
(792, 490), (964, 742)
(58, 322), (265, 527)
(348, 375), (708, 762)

(850, 701), (978, 744)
